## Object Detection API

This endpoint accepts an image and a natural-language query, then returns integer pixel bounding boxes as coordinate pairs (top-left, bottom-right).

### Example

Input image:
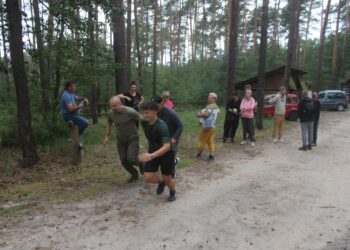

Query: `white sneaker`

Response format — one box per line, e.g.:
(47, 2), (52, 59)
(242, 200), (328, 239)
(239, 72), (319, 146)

(278, 138), (284, 143)
(273, 138), (278, 143)
(251, 142), (256, 147)
(240, 140), (247, 145)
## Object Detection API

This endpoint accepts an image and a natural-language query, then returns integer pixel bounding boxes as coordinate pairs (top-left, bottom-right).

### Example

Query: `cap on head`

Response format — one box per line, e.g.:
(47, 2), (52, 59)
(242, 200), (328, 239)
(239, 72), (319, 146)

(142, 101), (159, 111)
(151, 96), (163, 104)
(162, 91), (170, 97)
(209, 92), (217, 100)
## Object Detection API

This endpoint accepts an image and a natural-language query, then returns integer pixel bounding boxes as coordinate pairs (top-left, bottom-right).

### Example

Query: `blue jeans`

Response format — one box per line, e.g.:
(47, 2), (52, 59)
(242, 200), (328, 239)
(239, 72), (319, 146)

(63, 114), (89, 135)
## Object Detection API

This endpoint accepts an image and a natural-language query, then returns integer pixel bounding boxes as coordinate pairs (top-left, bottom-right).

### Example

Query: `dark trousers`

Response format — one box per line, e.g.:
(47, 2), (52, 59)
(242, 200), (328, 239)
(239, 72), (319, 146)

(242, 117), (255, 142)
(313, 119), (319, 144)
(63, 114), (89, 135)
(223, 117), (239, 139)
(117, 137), (142, 178)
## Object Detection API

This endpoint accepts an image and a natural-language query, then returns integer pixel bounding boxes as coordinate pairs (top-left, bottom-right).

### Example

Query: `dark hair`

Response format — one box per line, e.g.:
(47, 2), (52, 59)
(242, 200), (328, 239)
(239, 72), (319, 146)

(142, 101), (158, 111)
(130, 81), (137, 87)
(65, 80), (75, 90)
(232, 92), (238, 96)
(151, 96), (163, 104)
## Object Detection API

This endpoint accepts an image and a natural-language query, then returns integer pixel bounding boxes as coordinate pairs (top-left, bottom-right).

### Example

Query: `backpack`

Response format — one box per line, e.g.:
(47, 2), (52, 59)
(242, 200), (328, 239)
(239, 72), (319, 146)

(303, 100), (315, 115)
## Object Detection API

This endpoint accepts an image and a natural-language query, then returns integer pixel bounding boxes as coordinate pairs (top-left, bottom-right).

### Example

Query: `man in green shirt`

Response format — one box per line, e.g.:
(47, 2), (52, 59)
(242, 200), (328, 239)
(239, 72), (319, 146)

(103, 96), (143, 183)
(138, 101), (177, 202)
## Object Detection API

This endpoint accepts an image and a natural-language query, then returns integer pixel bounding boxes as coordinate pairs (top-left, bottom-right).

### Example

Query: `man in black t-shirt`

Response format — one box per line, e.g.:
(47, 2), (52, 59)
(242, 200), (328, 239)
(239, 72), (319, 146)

(138, 101), (177, 202)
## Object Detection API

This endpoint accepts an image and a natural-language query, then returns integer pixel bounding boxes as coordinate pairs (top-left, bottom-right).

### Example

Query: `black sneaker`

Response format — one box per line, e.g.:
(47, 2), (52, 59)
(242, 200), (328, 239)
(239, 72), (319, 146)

(169, 190), (177, 202)
(231, 138), (234, 143)
(127, 175), (139, 183)
(298, 146), (307, 151)
(308, 145), (312, 150)
(312, 142), (317, 147)
(156, 181), (166, 195)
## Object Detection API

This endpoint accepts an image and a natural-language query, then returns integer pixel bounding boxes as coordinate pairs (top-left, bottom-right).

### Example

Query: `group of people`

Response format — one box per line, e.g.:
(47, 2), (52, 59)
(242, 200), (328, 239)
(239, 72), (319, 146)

(61, 81), (183, 202)
(60, 80), (321, 202)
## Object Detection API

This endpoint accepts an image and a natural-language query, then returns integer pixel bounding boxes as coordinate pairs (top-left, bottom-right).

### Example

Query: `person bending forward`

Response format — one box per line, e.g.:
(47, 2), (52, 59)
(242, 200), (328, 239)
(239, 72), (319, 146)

(138, 101), (177, 202)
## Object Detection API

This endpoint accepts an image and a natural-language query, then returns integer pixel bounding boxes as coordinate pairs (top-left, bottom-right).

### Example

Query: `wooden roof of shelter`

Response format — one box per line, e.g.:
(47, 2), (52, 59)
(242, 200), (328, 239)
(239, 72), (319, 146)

(235, 66), (307, 91)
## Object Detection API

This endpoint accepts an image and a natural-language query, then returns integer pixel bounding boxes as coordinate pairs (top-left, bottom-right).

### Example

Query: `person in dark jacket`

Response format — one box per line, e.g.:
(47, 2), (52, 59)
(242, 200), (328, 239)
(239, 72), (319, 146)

(312, 92), (321, 146)
(152, 96), (184, 178)
(223, 92), (241, 143)
(298, 90), (315, 151)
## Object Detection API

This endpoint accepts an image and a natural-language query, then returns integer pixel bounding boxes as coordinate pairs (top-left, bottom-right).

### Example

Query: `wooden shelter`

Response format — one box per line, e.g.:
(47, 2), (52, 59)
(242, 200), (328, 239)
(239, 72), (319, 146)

(235, 66), (307, 93)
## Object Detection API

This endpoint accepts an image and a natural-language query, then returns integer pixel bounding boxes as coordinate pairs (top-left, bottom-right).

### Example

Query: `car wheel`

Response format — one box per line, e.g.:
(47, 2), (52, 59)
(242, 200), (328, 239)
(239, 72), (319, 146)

(337, 104), (345, 112)
(288, 111), (299, 121)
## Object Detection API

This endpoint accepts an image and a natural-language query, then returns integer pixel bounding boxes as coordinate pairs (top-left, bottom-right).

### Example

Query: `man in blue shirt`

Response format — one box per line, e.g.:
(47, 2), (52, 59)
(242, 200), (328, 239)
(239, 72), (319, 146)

(60, 81), (89, 138)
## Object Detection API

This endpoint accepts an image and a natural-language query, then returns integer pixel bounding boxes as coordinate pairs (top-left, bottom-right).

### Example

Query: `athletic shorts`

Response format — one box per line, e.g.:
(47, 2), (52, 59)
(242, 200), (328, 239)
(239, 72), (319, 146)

(144, 151), (175, 176)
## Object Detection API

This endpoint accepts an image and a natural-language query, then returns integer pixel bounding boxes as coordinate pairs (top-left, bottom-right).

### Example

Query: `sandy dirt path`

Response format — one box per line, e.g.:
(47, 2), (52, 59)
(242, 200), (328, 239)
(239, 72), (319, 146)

(1, 111), (350, 250)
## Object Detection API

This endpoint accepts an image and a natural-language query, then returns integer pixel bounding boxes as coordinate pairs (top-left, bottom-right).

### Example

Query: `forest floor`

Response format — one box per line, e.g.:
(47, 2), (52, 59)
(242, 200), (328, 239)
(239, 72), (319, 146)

(1, 110), (350, 250)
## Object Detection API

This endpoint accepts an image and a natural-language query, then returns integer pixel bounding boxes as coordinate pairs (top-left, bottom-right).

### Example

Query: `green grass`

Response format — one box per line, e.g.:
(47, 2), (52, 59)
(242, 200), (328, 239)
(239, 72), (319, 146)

(0, 106), (290, 218)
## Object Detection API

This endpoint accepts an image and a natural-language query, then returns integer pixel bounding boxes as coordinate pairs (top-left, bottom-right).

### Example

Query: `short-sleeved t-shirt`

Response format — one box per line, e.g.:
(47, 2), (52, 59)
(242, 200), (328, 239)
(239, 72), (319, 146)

(107, 106), (140, 141)
(141, 119), (170, 153)
(123, 92), (142, 111)
(60, 90), (77, 115)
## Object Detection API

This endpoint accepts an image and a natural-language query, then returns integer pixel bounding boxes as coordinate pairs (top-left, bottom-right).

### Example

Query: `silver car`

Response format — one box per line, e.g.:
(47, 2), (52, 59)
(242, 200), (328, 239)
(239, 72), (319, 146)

(319, 90), (348, 111)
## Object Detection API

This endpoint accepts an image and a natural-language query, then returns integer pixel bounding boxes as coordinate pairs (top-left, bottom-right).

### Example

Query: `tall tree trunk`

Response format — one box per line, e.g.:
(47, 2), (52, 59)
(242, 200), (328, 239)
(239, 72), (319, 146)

(176, 2), (182, 67)
(341, 0), (350, 76)
(126, 0), (132, 84)
(201, 0), (207, 60)
(47, 0), (54, 78)
(152, 0), (158, 96)
(253, 0), (258, 58)
(193, 0), (198, 62)
(256, 0), (269, 130)
(226, 0), (240, 98)
(134, 0), (144, 93)
(0, 0), (10, 93)
(293, 2), (302, 66)
(169, 0), (173, 68)
(210, 0), (216, 63)
(144, 5), (149, 65)
(29, 0), (36, 48)
(54, 20), (64, 102)
(284, 0), (302, 91)
(302, 0), (315, 66)
(6, 0), (39, 167)
(331, 0), (342, 89)
(88, 3), (98, 124)
(112, 0), (128, 94)
(315, 0), (331, 92)
(271, 0), (281, 67)
(159, 0), (164, 66)
(242, 0), (248, 60)
(33, 0), (52, 116)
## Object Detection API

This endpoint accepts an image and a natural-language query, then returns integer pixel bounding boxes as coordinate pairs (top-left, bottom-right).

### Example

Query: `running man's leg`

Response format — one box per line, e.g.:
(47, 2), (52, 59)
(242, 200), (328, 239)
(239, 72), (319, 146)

(160, 151), (176, 201)
(117, 140), (139, 180)
(127, 137), (143, 174)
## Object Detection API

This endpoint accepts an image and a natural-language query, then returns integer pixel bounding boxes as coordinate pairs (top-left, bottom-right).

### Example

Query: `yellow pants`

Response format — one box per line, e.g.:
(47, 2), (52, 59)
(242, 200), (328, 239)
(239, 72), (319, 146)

(198, 128), (216, 154)
(272, 115), (285, 139)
